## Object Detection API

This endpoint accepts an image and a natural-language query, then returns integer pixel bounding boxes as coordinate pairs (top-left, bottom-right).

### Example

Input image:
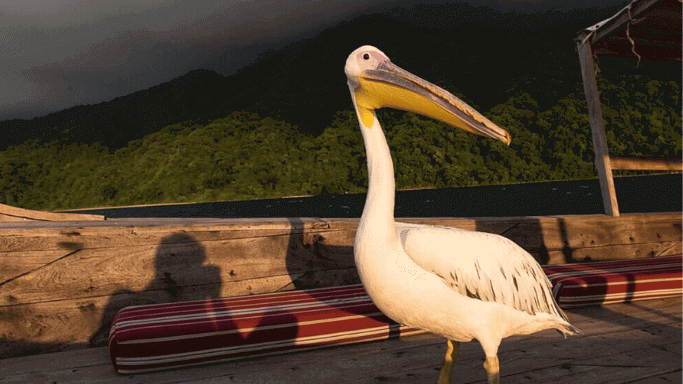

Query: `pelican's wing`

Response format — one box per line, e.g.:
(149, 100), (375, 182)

(398, 223), (567, 320)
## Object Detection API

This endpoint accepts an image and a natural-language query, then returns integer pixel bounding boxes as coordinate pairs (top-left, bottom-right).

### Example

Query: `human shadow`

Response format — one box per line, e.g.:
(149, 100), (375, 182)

(89, 232), (222, 347)
(90, 231), (300, 373)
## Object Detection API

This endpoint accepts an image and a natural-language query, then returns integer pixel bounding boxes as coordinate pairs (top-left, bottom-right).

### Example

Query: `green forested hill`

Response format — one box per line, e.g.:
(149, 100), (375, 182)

(1, 76), (679, 210)
(1, 2), (681, 210)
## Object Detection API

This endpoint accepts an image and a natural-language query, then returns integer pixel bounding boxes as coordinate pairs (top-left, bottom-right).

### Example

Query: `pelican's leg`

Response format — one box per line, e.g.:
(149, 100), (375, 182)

(483, 355), (500, 384)
(437, 339), (460, 384)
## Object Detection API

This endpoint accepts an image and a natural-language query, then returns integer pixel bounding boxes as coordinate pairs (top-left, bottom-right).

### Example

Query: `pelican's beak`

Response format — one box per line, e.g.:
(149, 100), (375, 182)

(354, 61), (511, 145)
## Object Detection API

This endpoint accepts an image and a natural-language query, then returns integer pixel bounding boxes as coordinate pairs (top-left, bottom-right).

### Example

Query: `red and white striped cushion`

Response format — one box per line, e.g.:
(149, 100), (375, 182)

(109, 255), (682, 373)
(109, 285), (423, 374)
(543, 255), (682, 308)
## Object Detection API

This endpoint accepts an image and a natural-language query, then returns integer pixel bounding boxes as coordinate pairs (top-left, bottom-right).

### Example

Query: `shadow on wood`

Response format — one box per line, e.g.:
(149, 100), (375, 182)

(89, 232), (223, 347)
(283, 218), (403, 339)
(91, 231), (300, 372)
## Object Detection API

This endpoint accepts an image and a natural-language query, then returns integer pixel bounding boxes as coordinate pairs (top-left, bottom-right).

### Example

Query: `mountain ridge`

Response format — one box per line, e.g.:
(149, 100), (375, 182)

(1, 2), (677, 152)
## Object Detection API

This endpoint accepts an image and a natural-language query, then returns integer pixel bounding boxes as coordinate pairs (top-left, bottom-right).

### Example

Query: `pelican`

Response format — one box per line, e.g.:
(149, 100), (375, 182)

(345, 46), (579, 384)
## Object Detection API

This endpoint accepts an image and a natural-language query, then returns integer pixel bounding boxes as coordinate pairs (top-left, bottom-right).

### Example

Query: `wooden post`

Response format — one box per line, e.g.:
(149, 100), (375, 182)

(576, 35), (620, 216)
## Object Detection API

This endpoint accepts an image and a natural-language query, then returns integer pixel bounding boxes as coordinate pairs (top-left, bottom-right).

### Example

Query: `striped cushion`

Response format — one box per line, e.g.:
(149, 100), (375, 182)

(109, 256), (682, 373)
(543, 255), (682, 308)
(109, 285), (423, 374)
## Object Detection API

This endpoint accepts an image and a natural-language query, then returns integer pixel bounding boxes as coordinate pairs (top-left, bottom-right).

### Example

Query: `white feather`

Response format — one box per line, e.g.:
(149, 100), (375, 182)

(398, 222), (569, 321)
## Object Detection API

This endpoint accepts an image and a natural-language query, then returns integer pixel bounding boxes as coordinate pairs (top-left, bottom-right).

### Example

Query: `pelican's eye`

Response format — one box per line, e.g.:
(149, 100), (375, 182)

(363, 53), (370, 60)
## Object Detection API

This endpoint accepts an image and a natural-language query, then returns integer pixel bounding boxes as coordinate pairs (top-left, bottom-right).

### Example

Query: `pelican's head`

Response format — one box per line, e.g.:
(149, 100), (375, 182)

(345, 45), (511, 145)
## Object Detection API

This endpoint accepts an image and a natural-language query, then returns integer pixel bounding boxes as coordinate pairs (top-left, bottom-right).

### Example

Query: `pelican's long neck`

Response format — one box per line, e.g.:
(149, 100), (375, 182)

(356, 108), (397, 239)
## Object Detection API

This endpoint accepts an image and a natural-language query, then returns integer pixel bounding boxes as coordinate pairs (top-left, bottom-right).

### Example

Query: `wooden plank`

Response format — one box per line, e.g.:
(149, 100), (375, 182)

(609, 156), (683, 171)
(0, 203), (105, 222)
(0, 297), (678, 384)
(626, 370), (683, 383)
(0, 249), (71, 283)
(402, 213), (682, 253)
(533, 213), (682, 249)
(0, 343), (110, 376)
(576, 36), (619, 216)
(384, 327), (681, 384)
(0, 216), (331, 231)
(1, 213), (680, 253)
(0, 218), (333, 252)
(496, 349), (680, 384)
(546, 240), (682, 264)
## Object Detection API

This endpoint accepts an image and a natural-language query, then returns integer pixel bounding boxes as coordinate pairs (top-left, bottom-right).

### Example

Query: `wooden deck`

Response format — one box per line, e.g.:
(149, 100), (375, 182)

(1, 296), (680, 384)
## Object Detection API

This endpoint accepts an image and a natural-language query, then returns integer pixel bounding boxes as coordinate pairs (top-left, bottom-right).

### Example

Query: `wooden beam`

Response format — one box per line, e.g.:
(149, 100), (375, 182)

(0, 203), (105, 222)
(576, 36), (620, 216)
(581, 0), (663, 47)
(608, 156), (683, 171)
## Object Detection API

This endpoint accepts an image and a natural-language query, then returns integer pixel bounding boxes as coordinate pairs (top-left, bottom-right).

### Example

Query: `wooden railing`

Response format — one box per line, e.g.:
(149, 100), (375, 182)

(0, 213), (680, 359)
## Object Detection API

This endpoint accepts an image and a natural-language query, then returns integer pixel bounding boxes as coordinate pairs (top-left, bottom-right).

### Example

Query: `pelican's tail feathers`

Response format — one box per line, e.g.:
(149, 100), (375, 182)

(556, 321), (582, 338)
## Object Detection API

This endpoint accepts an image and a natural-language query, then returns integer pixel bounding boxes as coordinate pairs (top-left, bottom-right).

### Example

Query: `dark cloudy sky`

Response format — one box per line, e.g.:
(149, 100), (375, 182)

(0, 0), (622, 121)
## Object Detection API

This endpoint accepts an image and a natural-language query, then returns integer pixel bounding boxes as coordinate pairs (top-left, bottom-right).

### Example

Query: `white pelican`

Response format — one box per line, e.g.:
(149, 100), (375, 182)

(345, 46), (579, 384)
